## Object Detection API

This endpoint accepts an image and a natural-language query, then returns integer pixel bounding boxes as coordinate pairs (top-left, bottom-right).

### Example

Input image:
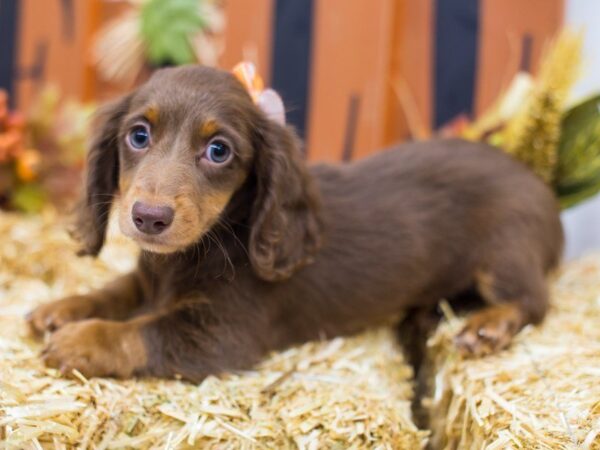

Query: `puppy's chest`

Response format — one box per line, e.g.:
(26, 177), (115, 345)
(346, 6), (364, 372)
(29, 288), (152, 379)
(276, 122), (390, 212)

(139, 260), (233, 306)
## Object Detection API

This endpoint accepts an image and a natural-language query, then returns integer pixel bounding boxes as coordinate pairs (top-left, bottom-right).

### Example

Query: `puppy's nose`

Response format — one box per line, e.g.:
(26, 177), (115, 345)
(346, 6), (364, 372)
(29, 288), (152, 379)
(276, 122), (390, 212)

(132, 201), (174, 235)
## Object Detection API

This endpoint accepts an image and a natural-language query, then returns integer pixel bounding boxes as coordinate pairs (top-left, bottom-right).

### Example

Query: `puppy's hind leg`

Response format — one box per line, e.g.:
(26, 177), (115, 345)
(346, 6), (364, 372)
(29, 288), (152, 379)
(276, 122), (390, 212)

(454, 258), (549, 357)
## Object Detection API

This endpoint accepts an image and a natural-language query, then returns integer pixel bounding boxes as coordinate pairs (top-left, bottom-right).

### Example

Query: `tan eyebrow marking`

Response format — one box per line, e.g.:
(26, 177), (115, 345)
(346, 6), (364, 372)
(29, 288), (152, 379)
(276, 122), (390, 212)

(145, 106), (159, 125)
(200, 120), (219, 138)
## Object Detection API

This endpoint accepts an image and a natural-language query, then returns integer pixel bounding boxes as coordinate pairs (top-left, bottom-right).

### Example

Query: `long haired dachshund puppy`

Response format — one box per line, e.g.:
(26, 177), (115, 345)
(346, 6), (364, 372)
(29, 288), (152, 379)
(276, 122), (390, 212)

(28, 66), (563, 380)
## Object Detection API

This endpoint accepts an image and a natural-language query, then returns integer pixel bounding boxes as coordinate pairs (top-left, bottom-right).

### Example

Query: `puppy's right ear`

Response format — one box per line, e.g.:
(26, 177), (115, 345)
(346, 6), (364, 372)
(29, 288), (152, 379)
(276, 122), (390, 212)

(72, 95), (130, 256)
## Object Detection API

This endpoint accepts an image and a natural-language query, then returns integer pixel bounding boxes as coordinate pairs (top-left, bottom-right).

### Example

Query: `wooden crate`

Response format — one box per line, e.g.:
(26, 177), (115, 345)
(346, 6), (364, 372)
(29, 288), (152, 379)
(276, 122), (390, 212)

(221, 0), (564, 161)
(5, 0), (564, 161)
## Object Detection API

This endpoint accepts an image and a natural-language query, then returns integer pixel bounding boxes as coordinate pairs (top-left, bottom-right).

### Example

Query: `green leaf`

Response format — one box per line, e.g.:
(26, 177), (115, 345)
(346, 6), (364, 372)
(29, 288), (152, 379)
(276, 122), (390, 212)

(12, 184), (46, 213)
(556, 94), (600, 208)
(559, 182), (600, 209)
(140, 0), (207, 66)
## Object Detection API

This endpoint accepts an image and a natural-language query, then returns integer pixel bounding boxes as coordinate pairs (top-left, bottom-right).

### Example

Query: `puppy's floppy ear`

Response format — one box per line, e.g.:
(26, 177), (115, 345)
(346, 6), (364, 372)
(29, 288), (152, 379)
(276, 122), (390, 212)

(249, 106), (323, 281)
(72, 95), (130, 256)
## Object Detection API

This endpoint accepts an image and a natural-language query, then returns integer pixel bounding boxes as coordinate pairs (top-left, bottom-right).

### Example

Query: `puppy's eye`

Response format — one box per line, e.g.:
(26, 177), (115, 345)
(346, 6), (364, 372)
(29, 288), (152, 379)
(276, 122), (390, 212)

(204, 141), (232, 164)
(127, 124), (151, 150)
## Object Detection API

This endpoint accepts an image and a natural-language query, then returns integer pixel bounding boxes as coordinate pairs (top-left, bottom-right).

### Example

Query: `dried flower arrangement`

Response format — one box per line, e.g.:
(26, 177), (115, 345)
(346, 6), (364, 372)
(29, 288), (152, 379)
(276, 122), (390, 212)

(0, 88), (94, 213)
(434, 31), (600, 209)
(93, 0), (224, 86)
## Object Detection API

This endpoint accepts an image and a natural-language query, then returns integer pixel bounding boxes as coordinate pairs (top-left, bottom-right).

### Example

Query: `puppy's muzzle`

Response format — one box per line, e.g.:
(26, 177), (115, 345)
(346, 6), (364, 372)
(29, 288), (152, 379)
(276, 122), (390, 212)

(132, 201), (174, 235)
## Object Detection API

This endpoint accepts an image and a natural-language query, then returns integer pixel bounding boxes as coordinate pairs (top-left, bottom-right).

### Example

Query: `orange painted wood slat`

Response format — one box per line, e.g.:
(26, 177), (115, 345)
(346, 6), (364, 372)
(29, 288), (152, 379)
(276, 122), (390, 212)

(306, 0), (397, 161)
(385, 0), (434, 145)
(219, 0), (274, 84)
(475, 0), (564, 116)
(15, 0), (93, 110)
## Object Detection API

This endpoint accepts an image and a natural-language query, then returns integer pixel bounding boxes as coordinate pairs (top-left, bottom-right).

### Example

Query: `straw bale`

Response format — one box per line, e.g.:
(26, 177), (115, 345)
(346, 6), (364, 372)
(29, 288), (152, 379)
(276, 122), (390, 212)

(0, 211), (427, 449)
(427, 255), (600, 450)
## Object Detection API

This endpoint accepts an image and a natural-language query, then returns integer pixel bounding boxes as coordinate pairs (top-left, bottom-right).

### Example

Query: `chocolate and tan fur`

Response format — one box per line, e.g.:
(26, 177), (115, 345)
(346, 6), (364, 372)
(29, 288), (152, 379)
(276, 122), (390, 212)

(28, 66), (563, 380)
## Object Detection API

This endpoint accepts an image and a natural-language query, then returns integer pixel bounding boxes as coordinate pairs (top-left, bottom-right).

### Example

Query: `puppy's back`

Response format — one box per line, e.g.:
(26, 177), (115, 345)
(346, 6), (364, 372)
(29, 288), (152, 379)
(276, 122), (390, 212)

(311, 138), (563, 275)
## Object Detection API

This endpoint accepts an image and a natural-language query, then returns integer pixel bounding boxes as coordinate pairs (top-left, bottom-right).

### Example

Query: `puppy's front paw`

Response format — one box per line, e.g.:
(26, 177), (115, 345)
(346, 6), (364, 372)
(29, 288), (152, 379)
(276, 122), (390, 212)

(454, 304), (524, 357)
(26, 296), (97, 336)
(42, 319), (146, 378)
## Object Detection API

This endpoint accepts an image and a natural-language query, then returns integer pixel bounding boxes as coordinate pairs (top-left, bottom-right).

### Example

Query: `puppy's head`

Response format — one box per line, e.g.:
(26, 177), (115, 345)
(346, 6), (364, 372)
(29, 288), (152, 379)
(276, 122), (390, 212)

(74, 66), (321, 281)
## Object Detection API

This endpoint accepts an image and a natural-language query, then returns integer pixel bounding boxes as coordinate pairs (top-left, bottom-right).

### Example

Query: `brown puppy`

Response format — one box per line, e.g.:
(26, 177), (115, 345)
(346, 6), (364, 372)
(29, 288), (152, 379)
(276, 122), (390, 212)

(28, 66), (563, 380)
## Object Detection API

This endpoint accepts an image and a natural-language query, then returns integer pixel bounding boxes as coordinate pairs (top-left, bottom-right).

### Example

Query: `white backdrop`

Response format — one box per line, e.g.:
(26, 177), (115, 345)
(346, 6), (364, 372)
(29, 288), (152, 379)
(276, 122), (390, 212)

(561, 0), (600, 259)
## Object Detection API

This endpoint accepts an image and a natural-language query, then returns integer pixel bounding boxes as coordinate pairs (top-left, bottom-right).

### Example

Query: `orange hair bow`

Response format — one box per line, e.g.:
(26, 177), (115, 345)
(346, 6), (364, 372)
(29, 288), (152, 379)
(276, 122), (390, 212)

(232, 62), (264, 103)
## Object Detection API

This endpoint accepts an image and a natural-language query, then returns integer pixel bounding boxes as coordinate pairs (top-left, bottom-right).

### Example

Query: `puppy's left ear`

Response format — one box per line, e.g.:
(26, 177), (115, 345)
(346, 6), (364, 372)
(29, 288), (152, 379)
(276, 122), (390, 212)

(71, 95), (131, 256)
(249, 96), (323, 281)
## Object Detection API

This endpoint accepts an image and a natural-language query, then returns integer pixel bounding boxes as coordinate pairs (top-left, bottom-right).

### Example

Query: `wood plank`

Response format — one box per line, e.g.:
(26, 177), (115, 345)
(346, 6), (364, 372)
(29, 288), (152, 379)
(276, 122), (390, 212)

(219, 0), (274, 83)
(306, 0), (396, 161)
(475, 0), (564, 115)
(15, 0), (92, 110)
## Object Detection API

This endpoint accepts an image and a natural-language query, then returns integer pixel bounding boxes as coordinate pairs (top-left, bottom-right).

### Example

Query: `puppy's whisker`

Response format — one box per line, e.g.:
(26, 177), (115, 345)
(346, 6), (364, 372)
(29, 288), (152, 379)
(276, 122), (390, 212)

(216, 217), (249, 259)
(90, 193), (118, 198)
(90, 201), (116, 207)
(93, 208), (113, 224)
(207, 230), (235, 280)
(192, 242), (202, 280)
(204, 232), (223, 276)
